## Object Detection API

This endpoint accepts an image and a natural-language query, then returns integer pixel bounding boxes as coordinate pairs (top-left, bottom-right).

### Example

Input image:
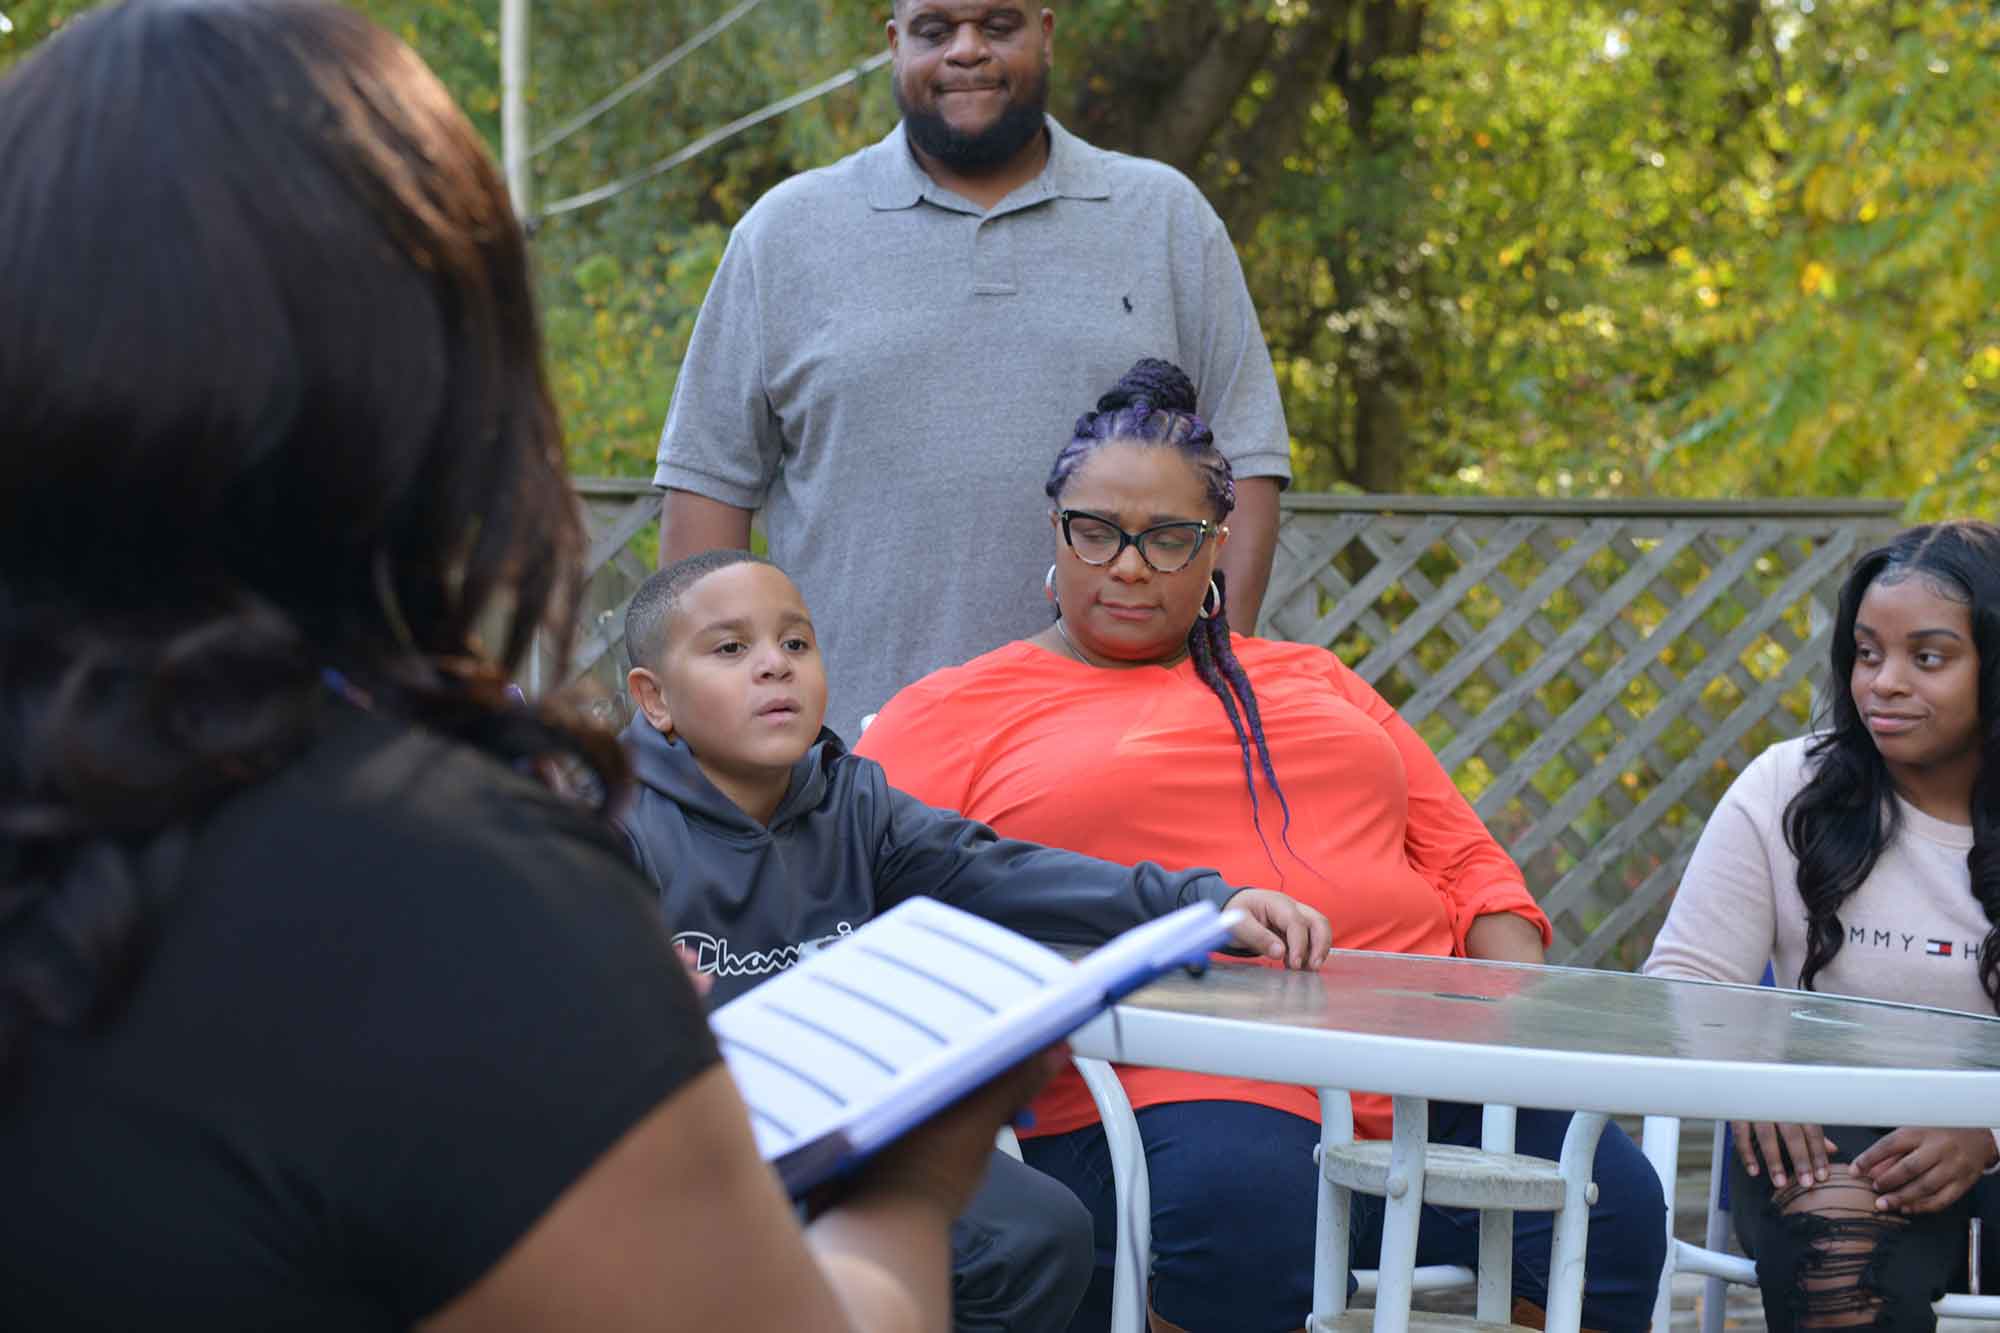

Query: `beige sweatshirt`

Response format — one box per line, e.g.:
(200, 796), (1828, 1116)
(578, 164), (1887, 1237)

(1646, 736), (1989, 1014)
(1648, 737), (2000, 1157)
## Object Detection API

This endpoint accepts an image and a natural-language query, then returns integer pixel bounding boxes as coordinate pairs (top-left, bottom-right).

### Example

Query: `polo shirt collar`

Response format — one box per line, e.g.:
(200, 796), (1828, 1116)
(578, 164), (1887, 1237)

(1042, 118), (1112, 201)
(865, 115), (1111, 212)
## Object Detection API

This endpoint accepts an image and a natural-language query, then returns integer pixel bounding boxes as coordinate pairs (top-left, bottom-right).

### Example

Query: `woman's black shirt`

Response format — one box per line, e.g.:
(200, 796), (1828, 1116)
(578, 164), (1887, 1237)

(0, 709), (717, 1328)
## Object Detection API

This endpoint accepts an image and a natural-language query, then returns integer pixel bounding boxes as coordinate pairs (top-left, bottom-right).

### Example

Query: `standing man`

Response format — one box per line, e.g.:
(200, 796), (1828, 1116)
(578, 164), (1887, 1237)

(656, 1), (1291, 739)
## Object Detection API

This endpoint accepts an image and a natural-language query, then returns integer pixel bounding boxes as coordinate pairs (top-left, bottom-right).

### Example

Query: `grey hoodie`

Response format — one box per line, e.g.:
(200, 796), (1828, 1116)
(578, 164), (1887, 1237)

(617, 716), (1236, 1006)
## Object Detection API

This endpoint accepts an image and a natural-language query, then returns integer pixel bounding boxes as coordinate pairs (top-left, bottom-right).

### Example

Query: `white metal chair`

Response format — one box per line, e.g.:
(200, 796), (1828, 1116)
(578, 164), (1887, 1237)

(1313, 1091), (1607, 1332)
(994, 1057), (1153, 1333)
(1070, 1055), (1153, 1333)
(1314, 1096), (1523, 1328)
(1076, 1075), (1585, 1333)
(1640, 1114), (2000, 1331)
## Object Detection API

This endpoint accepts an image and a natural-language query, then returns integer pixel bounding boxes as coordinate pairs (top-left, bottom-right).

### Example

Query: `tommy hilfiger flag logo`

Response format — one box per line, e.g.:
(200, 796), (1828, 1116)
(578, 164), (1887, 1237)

(1845, 925), (1980, 959)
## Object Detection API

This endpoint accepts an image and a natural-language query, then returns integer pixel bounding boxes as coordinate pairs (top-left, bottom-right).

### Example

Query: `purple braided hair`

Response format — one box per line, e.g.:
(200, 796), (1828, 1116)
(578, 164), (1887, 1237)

(1045, 358), (1236, 514)
(1046, 358), (1301, 877)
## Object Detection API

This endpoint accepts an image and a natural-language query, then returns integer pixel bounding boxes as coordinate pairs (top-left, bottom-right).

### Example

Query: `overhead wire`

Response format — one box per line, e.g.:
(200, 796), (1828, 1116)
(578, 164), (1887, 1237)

(531, 0), (767, 158)
(533, 48), (890, 222)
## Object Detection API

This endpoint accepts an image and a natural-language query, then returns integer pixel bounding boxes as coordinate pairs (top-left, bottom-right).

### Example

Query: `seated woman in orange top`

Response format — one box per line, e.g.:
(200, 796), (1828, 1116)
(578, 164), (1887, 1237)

(855, 359), (1666, 1333)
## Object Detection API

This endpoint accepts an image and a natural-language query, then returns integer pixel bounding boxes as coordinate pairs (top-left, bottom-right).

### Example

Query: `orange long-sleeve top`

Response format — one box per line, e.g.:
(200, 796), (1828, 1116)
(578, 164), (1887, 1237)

(853, 636), (1550, 1142)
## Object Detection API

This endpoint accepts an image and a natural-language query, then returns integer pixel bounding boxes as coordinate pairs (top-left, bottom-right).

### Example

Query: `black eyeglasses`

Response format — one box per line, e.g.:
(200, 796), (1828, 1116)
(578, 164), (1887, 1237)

(1057, 509), (1218, 574)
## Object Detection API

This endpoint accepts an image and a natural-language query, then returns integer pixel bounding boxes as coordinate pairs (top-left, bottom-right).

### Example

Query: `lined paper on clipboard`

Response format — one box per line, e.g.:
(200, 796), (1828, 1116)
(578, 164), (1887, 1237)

(710, 897), (1235, 1195)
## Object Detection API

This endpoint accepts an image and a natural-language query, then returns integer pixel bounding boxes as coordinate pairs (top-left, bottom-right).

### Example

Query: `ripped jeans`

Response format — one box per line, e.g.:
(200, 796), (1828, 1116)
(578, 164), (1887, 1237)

(1730, 1123), (2000, 1331)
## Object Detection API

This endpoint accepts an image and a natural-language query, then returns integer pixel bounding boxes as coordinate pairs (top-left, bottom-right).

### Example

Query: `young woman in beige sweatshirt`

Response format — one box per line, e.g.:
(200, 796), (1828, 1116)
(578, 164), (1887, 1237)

(1647, 519), (2000, 1331)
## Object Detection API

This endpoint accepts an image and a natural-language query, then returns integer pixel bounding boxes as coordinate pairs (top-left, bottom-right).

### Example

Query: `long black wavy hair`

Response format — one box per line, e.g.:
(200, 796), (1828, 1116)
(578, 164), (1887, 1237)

(0, 0), (623, 1092)
(1785, 521), (2000, 1005)
(1045, 359), (1301, 873)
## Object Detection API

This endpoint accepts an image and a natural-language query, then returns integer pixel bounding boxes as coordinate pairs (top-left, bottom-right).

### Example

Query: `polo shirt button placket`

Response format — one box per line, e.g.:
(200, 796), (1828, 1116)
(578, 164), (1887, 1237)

(972, 216), (1018, 296)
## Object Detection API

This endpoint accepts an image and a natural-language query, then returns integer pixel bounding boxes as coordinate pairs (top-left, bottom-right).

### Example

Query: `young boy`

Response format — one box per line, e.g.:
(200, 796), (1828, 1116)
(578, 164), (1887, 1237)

(617, 549), (1327, 1333)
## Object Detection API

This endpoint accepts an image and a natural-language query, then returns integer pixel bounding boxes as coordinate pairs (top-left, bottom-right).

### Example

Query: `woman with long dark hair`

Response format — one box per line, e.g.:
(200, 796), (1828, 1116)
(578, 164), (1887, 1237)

(0, 2), (1044, 1327)
(1648, 520), (2000, 1330)
(857, 358), (1668, 1333)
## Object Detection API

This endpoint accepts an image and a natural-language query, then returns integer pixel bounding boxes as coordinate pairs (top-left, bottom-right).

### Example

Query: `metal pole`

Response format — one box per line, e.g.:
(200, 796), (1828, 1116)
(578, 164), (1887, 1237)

(500, 0), (531, 221)
(499, 0), (538, 695)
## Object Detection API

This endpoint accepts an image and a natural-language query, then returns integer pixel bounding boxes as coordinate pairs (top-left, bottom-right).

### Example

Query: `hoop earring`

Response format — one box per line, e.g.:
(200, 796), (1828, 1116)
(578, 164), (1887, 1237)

(1198, 577), (1222, 620)
(1045, 563), (1061, 619)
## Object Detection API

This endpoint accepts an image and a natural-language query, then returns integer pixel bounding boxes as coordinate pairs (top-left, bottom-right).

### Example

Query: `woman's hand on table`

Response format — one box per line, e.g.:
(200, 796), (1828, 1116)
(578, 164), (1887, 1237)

(1734, 1120), (1837, 1190)
(1852, 1126), (1999, 1215)
(1222, 889), (1331, 970)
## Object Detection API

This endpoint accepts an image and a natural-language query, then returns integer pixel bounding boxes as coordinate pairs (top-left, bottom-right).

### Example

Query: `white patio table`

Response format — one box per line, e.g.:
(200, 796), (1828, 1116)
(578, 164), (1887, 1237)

(1065, 948), (2000, 1333)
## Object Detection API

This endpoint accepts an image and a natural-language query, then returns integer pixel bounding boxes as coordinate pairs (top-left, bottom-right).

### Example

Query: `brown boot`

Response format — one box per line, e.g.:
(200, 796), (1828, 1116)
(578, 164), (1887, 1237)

(1510, 1295), (1606, 1332)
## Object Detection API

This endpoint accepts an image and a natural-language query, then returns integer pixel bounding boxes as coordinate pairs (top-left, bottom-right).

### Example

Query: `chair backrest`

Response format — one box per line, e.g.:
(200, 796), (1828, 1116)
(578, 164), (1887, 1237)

(1698, 960), (1788, 1333)
(1700, 1120), (1732, 1333)
(1069, 1055), (1151, 1333)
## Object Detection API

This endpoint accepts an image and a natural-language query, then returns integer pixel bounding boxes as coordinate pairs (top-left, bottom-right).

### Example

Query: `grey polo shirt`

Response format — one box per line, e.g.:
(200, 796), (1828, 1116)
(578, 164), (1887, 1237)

(655, 117), (1291, 740)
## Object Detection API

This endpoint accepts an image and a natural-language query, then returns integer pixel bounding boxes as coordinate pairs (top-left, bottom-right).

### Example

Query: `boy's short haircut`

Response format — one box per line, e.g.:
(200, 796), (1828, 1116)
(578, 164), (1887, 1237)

(625, 548), (776, 672)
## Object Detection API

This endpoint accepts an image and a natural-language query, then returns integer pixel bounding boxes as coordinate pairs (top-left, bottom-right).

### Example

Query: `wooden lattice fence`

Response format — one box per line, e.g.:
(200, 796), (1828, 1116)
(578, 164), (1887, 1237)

(552, 477), (662, 708)
(1260, 495), (1903, 969)
(560, 480), (1902, 969)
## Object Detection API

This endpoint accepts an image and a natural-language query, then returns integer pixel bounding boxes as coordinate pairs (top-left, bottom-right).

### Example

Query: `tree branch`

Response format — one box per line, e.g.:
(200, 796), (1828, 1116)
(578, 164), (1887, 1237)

(1203, 0), (1353, 239)
(1132, 15), (1280, 170)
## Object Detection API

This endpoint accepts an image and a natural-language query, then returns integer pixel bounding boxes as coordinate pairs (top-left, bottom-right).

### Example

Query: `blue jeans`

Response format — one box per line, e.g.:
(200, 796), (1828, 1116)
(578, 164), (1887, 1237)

(1022, 1099), (1666, 1333)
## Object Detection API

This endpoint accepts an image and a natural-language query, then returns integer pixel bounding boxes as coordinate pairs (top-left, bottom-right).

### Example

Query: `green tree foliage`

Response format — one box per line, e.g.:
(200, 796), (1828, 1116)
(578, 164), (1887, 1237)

(0, 0), (98, 53)
(7, 0), (1993, 512)
(515, 0), (887, 474)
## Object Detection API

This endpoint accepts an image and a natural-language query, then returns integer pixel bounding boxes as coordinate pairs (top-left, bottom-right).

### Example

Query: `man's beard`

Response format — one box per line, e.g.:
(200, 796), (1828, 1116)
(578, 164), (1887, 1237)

(895, 63), (1050, 174)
